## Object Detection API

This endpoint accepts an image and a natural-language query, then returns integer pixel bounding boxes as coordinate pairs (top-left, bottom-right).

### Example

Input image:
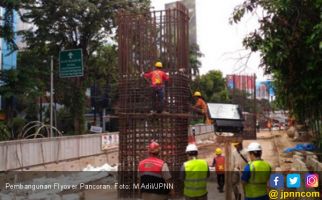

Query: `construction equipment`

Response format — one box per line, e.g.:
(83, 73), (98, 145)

(207, 103), (244, 136)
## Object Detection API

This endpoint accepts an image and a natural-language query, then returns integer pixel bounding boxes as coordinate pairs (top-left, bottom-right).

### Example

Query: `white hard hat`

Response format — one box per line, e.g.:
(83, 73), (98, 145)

(247, 142), (262, 152)
(186, 144), (198, 152)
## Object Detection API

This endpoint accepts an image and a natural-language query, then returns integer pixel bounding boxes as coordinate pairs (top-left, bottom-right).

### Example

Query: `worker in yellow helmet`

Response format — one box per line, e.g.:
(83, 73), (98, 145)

(143, 61), (169, 113)
(191, 91), (213, 125)
(212, 147), (225, 193)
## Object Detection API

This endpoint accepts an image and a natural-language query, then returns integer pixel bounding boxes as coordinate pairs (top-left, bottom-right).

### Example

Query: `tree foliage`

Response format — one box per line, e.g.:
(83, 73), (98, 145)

(189, 44), (203, 76)
(87, 45), (119, 112)
(231, 0), (322, 120)
(19, 0), (150, 133)
(0, 0), (33, 50)
(193, 70), (229, 103)
(0, 48), (49, 137)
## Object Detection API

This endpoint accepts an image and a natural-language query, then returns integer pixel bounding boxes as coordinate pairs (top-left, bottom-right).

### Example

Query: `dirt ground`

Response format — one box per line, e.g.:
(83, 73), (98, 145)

(194, 129), (300, 200)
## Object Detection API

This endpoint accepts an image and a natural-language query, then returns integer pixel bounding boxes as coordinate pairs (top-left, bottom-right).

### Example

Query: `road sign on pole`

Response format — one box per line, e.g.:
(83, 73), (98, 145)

(59, 49), (83, 78)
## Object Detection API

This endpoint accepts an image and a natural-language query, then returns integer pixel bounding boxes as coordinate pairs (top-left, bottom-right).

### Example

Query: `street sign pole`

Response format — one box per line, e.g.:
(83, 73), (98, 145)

(50, 56), (54, 137)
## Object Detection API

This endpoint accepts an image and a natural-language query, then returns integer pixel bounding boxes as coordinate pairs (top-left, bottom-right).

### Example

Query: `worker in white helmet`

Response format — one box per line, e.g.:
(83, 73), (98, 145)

(180, 144), (210, 200)
(241, 142), (271, 200)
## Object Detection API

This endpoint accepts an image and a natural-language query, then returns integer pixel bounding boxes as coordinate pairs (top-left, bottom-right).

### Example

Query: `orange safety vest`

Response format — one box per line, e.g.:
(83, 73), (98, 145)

(194, 98), (213, 125)
(144, 69), (169, 87)
(215, 156), (225, 174)
(138, 156), (164, 175)
(195, 98), (208, 113)
(138, 157), (170, 194)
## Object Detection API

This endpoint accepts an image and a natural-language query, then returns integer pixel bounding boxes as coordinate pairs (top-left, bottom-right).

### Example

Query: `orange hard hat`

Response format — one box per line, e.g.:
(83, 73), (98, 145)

(148, 141), (160, 153)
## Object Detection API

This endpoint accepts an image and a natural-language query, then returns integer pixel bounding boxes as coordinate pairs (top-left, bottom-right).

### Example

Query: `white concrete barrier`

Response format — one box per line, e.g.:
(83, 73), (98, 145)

(0, 124), (213, 171)
(0, 132), (118, 171)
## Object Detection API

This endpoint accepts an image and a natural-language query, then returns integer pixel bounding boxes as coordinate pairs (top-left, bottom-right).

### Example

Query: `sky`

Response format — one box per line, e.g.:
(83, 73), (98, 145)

(151, 0), (269, 81)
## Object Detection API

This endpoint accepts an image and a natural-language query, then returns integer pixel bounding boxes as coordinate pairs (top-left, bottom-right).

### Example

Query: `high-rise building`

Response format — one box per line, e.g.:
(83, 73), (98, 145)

(165, 0), (197, 45)
(0, 8), (18, 71)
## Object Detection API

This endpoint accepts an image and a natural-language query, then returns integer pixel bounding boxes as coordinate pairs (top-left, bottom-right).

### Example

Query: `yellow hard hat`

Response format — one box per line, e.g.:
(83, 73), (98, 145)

(155, 62), (163, 68)
(215, 148), (222, 155)
(193, 91), (201, 97)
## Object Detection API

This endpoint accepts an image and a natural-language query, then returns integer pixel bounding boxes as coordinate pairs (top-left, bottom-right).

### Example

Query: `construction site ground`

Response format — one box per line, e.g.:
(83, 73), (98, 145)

(82, 129), (298, 200)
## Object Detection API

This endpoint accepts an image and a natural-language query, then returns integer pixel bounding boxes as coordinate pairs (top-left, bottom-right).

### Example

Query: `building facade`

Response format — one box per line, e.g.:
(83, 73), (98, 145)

(0, 7), (18, 71)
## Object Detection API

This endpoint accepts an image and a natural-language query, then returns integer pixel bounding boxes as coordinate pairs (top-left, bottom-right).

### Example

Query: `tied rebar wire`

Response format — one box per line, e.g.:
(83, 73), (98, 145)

(117, 2), (190, 198)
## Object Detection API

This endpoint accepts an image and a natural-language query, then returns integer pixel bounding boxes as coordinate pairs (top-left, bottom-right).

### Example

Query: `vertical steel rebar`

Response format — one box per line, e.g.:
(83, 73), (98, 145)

(117, 3), (190, 198)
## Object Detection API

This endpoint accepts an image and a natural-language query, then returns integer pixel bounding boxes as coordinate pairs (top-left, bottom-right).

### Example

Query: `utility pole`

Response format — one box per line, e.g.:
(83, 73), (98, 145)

(50, 56), (54, 137)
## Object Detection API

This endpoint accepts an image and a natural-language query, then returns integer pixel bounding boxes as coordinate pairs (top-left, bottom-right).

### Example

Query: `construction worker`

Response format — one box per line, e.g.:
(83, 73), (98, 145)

(241, 142), (271, 200)
(212, 148), (225, 193)
(231, 142), (248, 200)
(192, 91), (212, 125)
(181, 143), (210, 200)
(267, 119), (272, 132)
(143, 61), (169, 113)
(138, 141), (174, 200)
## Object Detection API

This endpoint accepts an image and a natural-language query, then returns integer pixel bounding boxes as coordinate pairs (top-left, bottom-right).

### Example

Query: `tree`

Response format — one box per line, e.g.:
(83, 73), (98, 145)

(193, 70), (229, 103)
(231, 0), (322, 154)
(21, 0), (150, 134)
(0, 48), (49, 137)
(87, 45), (118, 126)
(231, 0), (322, 120)
(0, 0), (32, 50)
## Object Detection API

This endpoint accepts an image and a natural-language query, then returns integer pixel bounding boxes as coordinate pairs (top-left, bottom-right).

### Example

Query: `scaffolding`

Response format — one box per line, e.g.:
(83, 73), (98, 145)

(117, 2), (190, 198)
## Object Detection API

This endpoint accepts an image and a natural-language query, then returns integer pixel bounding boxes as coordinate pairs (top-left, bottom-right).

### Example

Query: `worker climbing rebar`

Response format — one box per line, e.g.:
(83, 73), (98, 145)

(142, 61), (169, 113)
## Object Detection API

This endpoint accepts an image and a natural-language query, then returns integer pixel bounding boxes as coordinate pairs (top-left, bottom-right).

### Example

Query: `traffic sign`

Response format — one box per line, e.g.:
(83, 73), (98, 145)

(59, 49), (83, 78)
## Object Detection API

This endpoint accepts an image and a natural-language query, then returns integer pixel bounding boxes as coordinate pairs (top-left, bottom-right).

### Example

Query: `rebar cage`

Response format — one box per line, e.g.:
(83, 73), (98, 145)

(117, 2), (190, 198)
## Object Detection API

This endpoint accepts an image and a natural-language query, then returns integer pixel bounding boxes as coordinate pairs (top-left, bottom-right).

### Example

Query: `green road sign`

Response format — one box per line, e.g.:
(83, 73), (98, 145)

(59, 49), (83, 78)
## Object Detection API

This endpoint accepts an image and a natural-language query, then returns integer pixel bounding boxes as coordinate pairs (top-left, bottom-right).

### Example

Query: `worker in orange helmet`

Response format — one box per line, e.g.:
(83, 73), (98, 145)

(212, 148), (225, 193)
(143, 61), (169, 113)
(138, 140), (174, 200)
(192, 91), (213, 125)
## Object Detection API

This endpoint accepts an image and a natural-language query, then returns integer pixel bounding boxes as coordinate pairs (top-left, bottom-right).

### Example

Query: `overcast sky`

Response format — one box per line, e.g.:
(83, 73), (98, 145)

(151, 0), (269, 81)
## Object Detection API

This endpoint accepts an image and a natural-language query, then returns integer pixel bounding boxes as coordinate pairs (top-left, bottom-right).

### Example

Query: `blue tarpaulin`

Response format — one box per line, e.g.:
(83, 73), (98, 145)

(283, 143), (316, 153)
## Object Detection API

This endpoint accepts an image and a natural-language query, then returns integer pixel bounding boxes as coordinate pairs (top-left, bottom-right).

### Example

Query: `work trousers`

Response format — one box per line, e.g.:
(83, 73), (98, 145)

(217, 173), (225, 191)
(185, 193), (208, 200)
(151, 86), (165, 113)
(142, 192), (168, 200)
(232, 171), (242, 200)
